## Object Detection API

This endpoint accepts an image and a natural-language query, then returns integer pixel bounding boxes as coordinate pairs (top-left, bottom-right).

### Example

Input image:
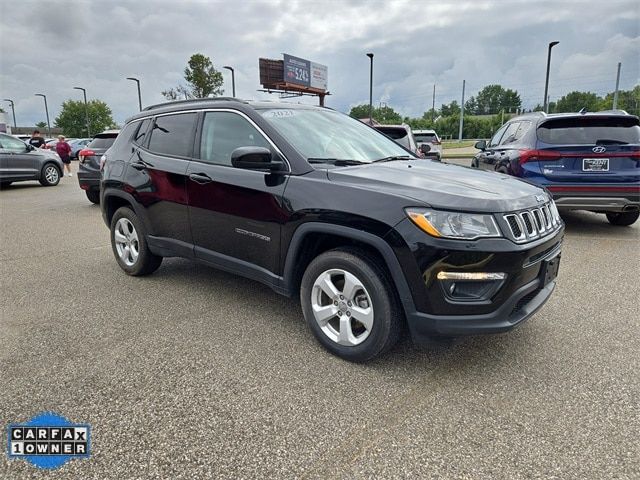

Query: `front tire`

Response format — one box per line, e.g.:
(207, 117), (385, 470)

(39, 163), (61, 186)
(300, 248), (402, 362)
(606, 211), (639, 226)
(110, 207), (162, 276)
(85, 189), (100, 204)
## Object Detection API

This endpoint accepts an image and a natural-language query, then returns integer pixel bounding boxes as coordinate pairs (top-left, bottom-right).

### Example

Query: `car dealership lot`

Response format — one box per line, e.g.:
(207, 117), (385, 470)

(1, 166), (638, 479)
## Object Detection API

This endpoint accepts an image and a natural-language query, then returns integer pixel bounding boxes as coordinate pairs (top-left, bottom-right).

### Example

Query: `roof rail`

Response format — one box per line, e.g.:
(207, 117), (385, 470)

(518, 111), (547, 117)
(142, 97), (245, 111)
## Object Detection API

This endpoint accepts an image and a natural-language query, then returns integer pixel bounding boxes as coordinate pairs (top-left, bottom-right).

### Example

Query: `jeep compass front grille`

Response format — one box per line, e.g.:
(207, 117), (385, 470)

(503, 203), (560, 243)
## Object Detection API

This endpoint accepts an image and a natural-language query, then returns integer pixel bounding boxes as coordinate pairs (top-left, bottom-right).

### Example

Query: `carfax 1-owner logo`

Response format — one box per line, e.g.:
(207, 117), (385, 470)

(7, 412), (91, 469)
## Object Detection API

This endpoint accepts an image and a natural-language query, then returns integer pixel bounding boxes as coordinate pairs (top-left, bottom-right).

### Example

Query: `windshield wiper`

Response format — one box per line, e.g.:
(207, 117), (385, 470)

(307, 158), (367, 166)
(372, 155), (413, 163)
(595, 139), (629, 145)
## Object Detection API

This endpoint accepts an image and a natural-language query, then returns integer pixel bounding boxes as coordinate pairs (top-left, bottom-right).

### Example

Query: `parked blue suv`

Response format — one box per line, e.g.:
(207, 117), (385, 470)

(472, 111), (640, 226)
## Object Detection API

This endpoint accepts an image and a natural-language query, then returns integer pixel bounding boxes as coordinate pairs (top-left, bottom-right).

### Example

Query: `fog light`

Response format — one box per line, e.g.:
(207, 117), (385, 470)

(437, 272), (506, 281)
(437, 272), (506, 301)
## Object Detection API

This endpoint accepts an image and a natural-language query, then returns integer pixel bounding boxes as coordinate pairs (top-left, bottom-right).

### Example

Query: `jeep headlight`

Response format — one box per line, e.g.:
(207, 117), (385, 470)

(406, 208), (501, 240)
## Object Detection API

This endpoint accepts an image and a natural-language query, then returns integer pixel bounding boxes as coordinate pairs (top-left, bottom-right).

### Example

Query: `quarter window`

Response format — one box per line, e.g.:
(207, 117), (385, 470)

(148, 113), (197, 158)
(198, 112), (270, 166)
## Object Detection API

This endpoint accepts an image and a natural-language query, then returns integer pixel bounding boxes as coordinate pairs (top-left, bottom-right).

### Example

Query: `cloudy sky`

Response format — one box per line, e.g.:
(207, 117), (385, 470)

(1, 0), (638, 128)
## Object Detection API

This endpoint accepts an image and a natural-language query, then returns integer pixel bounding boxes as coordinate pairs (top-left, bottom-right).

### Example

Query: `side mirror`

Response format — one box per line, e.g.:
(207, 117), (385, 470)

(26, 144), (35, 152)
(474, 140), (487, 150)
(231, 146), (285, 172)
(419, 144), (431, 155)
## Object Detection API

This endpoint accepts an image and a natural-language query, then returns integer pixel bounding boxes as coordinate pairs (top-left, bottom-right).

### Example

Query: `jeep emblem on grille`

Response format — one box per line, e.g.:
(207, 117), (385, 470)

(535, 195), (545, 203)
(592, 146), (606, 153)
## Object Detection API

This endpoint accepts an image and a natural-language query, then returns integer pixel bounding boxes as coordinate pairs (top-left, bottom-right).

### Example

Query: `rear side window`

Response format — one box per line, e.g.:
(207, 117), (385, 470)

(88, 135), (118, 149)
(148, 113), (197, 158)
(133, 118), (151, 147)
(537, 117), (640, 145)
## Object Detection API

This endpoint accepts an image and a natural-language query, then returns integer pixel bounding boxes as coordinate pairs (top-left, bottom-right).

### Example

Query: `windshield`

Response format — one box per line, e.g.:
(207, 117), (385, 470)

(537, 117), (640, 145)
(259, 108), (414, 163)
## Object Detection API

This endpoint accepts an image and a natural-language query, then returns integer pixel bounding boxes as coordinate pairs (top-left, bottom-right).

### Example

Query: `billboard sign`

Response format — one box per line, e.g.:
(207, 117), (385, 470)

(310, 62), (328, 91)
(284, 54), (310, 87)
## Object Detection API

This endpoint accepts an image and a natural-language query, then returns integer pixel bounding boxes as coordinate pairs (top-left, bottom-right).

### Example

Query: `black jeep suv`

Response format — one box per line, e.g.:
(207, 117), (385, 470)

(100, 98), (564, 362)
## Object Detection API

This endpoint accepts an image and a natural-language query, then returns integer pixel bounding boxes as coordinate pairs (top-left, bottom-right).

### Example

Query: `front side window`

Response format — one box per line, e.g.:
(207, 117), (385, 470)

(499, 122), (521, 146)
(0, 135), (28, 153)
(198, 111), (270, 166)
(148, 113), (197, 158)
(259, 108), (413, 163)
(488, 124), (509, 147)
(133, 119), (151, 147)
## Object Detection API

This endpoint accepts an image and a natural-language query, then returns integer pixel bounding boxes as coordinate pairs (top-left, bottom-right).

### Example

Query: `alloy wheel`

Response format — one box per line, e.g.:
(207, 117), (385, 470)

(44, 166), (59, 184)
(114, 218), (140, 266)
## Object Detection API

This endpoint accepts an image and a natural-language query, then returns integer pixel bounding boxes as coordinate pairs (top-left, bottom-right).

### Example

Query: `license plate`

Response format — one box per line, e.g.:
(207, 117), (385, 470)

(541, 254), (561, 286)
(583, 158), (609, 171)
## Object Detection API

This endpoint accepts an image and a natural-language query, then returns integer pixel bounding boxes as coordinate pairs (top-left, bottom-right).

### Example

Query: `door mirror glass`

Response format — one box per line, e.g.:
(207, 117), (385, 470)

(231, 147), (284, 171)
(474, 140), (486, 150)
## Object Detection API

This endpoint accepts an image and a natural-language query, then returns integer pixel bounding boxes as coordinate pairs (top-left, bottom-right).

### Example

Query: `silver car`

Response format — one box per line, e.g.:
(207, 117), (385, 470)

(0, 133), (64, 187)
(413, 129), (443, 160)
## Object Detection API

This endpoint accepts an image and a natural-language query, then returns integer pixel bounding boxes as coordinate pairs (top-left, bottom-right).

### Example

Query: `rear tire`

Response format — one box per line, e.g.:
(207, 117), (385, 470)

(85, 189), (100, 204)
(39, 163), (61, 186)
(300, 247), (403, 362)
(110, 207), (162, 276)
(606, 211), (639, 226)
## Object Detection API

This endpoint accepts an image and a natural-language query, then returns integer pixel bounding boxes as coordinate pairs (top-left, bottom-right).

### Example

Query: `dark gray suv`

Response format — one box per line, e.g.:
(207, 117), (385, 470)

(0, 133), (64, 187)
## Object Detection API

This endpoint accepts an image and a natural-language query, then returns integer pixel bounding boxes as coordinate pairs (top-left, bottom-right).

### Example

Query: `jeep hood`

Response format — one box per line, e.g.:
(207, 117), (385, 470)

(326, 160), (548, 212)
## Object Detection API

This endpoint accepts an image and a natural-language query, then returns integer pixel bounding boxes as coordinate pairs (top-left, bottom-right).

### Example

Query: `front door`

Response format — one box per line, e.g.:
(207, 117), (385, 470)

(0, 136), (37, 180)
(187, 110), (289, 276)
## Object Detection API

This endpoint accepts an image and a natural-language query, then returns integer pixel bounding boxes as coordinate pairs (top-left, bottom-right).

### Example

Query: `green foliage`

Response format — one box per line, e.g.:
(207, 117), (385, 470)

(440, 100), (460, 117)
(552, 91), (600, 113)
(465, 84), (521, 114)
(54, 99), (116, 138)
(163, 53), (224, 100)
(35, 121), (47, 129)
(348, 104), (402, 124)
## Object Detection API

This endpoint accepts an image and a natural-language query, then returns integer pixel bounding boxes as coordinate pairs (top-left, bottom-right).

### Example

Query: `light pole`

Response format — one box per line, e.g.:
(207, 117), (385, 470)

(73, 87), (90, 137)
(3, 99), (16, 129)
(126, 77), (142, 111)
(34, 94), (51, 137)
(543, 41), (559, 113)
(223, 66), (235, 97)
(366, 53), (374, 124)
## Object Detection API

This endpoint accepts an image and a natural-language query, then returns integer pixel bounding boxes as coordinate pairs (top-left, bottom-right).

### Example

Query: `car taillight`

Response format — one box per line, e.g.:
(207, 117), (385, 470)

(78, 149), (95, 163)
(432, 140), (441, 145)
(518, 149), (561, 164)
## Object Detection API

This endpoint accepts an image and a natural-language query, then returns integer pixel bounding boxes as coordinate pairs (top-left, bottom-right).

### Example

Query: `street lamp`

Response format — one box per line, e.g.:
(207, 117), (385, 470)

(3, 99), (16, 129)
(543, 41), (559, 113)
(73, 87), (90, 137)
(34, 94), (51, 136)
(366, 53), (374, 124)
(126, 77), (142, 111)
(223, 66), (235, 97)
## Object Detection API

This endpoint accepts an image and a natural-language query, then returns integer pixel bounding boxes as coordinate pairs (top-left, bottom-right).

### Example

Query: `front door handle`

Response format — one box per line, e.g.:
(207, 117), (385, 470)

(131, 162), (148, 171)
(189, 172), (213, 184)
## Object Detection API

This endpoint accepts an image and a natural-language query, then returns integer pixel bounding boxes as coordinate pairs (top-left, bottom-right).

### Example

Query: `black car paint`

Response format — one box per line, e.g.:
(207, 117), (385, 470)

(101, 99), (563, 342)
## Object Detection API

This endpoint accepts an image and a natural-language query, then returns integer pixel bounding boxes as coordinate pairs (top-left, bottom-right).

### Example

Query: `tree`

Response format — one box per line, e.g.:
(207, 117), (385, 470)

(599, 85), (640, 115)
(35, 121), (47, 129)
(348, 104), (402, 124)
(553, 91), (600, 113)
(162, 53), (224, 100)
(466, 84), (521, 115)
(54, 99), (116, 138)
(440, 100), (460, 116)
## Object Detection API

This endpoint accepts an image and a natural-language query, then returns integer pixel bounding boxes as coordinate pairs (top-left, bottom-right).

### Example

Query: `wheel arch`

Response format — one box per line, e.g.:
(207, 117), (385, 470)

(281, 222), (416, 317)
(102, 188), (154, 234)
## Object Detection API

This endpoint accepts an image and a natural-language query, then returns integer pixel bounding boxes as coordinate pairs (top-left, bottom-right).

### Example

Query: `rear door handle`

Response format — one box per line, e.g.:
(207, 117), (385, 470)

(189, 172), (213, 184)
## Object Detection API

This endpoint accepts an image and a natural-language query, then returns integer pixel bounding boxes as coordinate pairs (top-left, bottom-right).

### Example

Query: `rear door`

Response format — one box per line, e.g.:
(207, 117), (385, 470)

(129, 112), (197, 246)
(187, 110), (288, 276)
(535, 116), (640, 183)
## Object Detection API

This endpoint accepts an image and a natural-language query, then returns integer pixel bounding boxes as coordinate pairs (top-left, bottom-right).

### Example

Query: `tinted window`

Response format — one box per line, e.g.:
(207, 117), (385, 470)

(488, 124), (509, 147)
(499, 122), (522, 145)
(414, 133), (437, 143)
(88, 135), (118, 149)
(537, 117), (640, 145)
(0, 134), (28, 152)
(133, 119), (151, 147)
(199, 112), (270, 166)
(108, 121), (139, 158)
(376, 127), (411, 149)
(148, 113), (197, 158)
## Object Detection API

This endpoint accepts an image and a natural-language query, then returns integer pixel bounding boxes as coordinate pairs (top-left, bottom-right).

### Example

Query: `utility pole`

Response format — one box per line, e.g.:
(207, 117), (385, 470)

(126, 77), (143, 111)
(223, 66), (236, 97)
(3, 99), (16, 129)
(34, 94), (51, 137)
(612, 62), (621, 110)
(432, 84), (436, 121)
(458, 80), (465, 141)
(366, 53), (374, 124)
(73, 87), (90, 137)
(543, 41), (559, 113)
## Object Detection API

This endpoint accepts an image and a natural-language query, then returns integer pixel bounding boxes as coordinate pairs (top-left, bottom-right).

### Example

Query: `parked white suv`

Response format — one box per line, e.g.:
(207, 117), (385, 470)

(413, 129), (442, 161)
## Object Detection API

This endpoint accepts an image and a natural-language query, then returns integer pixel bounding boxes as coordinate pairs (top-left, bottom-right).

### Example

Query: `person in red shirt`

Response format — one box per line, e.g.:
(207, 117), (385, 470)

(55, 135), (73, 177)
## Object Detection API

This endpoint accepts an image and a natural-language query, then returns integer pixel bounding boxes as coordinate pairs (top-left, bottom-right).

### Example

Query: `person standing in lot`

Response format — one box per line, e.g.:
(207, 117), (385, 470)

(28, 130), (46, 148)
(56, 135), (73, 177)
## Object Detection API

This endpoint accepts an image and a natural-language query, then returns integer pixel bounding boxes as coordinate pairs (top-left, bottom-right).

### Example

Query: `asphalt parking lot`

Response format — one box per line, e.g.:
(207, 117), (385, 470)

(1, 163), (639, 479)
